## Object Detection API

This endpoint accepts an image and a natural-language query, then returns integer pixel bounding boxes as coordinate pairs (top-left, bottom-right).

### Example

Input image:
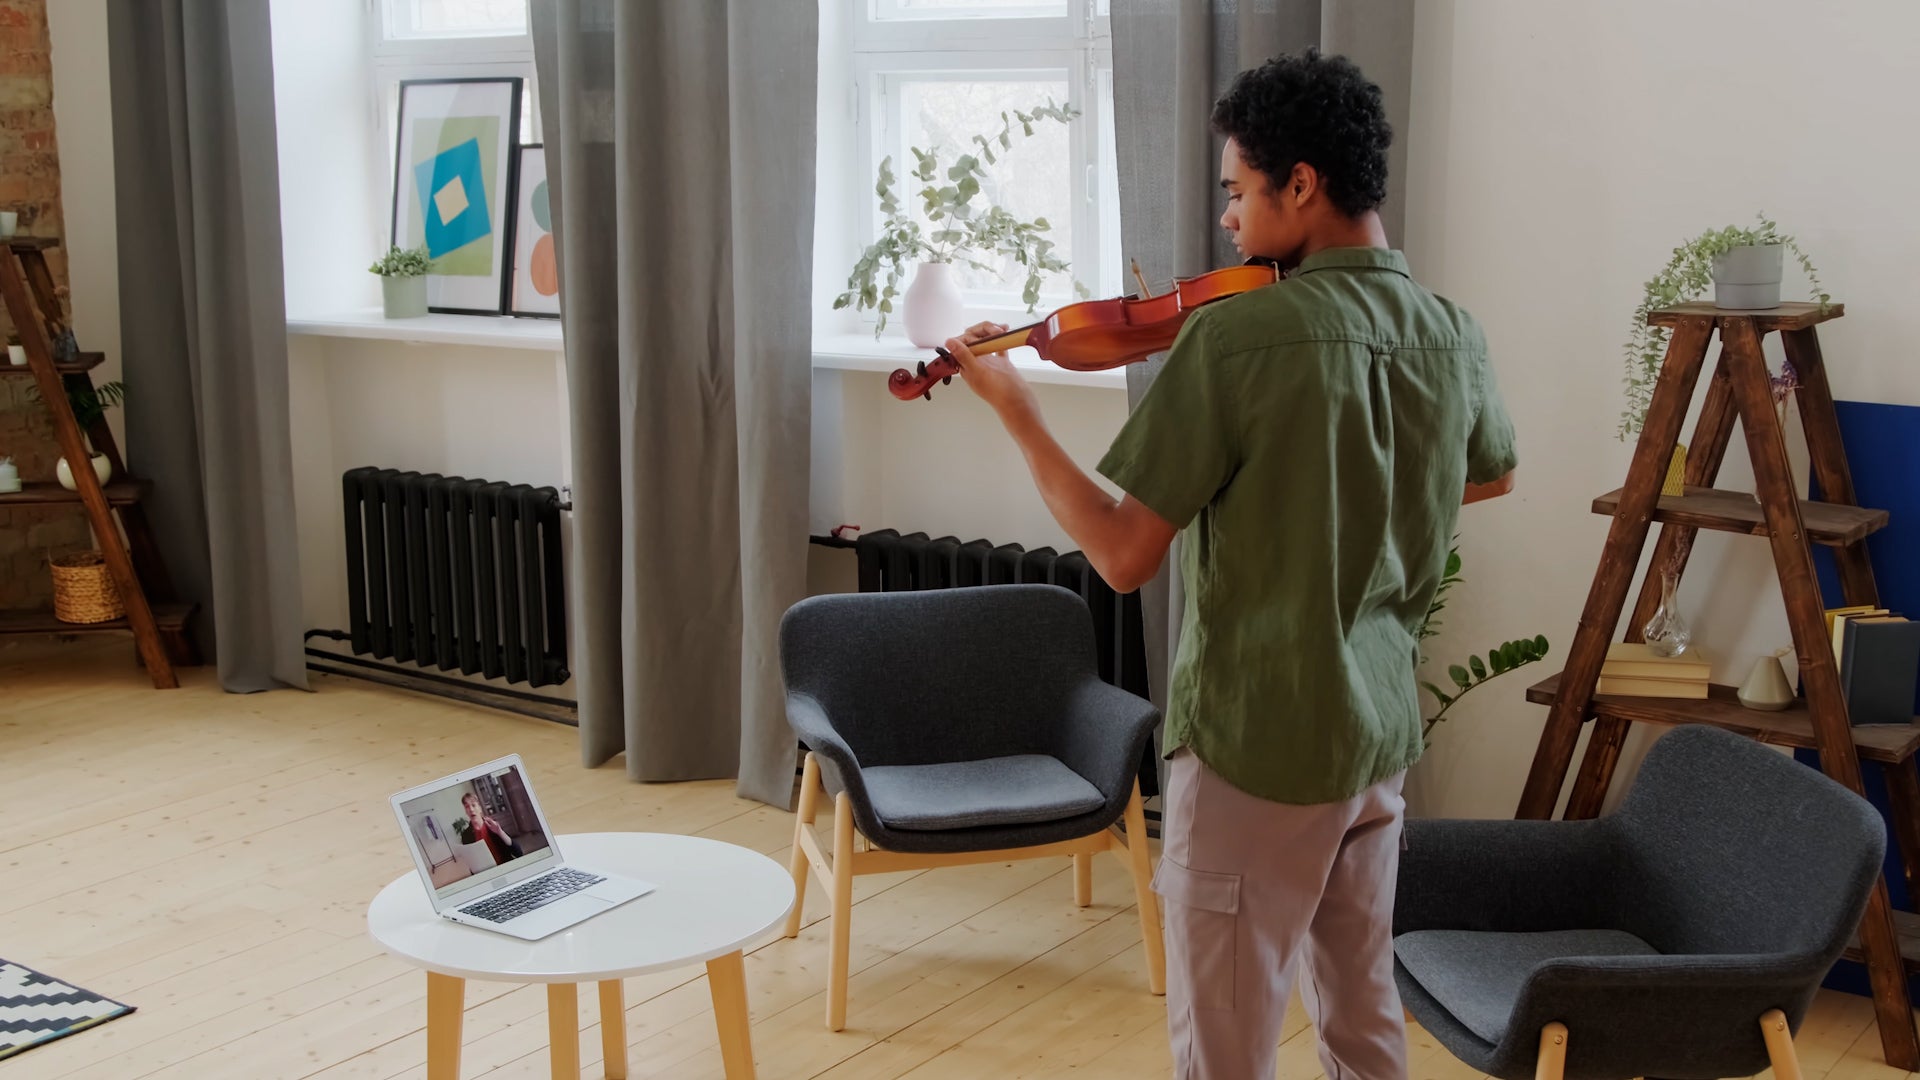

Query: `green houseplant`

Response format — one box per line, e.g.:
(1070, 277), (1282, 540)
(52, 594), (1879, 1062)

(370, 244), (431, 319)
(1620, 213), (1828, 441)
(1417, 542), (1550, 742)
(835, 99), (1088, 346)
(26, 378), (124, 490)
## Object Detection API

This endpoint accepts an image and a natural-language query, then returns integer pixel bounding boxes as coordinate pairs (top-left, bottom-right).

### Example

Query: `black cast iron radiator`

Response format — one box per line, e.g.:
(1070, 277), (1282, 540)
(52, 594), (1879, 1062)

(341, 467), (570, 688)
(850, 528), (1151, 704)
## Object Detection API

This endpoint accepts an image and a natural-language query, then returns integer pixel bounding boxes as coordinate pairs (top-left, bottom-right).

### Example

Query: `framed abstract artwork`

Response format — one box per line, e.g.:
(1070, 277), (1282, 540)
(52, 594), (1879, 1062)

(390, 77), (522, 315)
(508, 144), (560, 318)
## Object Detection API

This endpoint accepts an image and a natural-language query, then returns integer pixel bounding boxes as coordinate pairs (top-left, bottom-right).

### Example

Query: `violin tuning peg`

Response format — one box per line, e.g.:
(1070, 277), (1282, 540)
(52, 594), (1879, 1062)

(916, 360), (927, 378)
(922, 389), (933, 401)
(942, 375), (952, 385)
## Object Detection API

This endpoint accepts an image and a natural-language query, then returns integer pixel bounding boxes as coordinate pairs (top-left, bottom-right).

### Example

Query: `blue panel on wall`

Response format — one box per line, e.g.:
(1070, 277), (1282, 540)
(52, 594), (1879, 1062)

(1801, 400), (1920, 997)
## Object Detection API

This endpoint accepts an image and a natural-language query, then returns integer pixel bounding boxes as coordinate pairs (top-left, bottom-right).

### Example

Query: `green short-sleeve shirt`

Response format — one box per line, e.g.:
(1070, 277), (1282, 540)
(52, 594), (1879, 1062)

(1097, 247), (1517, 805)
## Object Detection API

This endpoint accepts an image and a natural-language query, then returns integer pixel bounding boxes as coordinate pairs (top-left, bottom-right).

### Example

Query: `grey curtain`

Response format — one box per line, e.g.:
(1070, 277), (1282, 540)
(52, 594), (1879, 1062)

(532, 1), (817, 806)
(107, 0), (307, 693)
(1111, 0), (1414, 733)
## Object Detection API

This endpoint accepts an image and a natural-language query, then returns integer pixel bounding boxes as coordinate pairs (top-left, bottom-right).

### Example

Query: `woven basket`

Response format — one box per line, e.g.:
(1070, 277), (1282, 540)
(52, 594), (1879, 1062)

(50, 551), (125, 624)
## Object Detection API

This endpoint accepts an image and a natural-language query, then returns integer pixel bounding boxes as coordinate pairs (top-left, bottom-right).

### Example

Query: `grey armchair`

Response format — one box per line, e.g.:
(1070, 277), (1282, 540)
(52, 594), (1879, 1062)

(779, 584), (1165, 1031)
(1395, 724), (1886, 1080)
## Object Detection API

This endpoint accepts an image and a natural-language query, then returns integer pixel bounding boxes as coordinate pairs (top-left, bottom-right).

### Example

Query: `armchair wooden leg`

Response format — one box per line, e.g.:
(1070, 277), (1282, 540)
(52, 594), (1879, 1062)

(1117, 782), (1165, 995)
(826, 792), (855, 1032)
(1535, 1021), (1568, 1080)
(784, 753), (821, 939)
(1073, 852), (1093, 908)
(1761, 1009), (1803, 1080)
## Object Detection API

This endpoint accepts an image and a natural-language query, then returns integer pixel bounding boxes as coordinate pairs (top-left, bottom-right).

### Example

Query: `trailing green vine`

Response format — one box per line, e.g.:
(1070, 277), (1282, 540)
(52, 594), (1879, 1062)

(1621, 213), (1828, 441)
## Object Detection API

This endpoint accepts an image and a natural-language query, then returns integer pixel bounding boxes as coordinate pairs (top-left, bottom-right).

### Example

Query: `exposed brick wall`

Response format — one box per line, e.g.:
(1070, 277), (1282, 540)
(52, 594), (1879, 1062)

(0, 0), (90, 610)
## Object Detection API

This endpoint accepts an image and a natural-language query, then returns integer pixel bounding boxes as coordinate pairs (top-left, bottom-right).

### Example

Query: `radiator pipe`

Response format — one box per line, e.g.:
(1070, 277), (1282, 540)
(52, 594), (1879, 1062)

(304, 629), (578, 726)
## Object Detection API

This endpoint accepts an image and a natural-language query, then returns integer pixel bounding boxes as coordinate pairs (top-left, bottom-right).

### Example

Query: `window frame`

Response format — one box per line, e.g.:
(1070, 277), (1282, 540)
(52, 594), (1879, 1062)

(369, 0), (539, 255)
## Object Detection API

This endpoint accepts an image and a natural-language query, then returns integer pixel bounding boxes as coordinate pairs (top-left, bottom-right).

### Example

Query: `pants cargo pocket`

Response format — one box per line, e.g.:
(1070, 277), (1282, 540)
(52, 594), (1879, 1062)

(1153, 856), (1241, 1012)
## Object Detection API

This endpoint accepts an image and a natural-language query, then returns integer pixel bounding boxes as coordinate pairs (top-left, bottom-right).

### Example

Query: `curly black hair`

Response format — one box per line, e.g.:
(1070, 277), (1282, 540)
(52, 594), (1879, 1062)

(1210, 48), (1391, 219)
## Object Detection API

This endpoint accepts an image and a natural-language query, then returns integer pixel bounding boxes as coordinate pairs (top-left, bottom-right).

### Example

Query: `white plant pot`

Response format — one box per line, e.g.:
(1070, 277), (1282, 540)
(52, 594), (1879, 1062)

(1711, 244), (1784, 309)
(454, 838), (496, 874)
(7, 344), (23, 365)
(56, 453), (111, 491)
(382, 274), (429, 319)
(902, 261), (966, 349)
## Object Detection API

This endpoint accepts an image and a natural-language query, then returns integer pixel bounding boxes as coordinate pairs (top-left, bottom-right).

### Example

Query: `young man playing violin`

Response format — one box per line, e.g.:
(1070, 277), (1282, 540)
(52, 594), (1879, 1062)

(943, 48), (1517, 1080)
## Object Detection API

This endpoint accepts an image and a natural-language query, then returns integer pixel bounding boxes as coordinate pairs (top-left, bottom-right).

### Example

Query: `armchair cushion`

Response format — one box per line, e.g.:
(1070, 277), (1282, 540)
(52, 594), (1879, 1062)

(1395, 928), (1658, 1045)
(862, 754), (1107, 831)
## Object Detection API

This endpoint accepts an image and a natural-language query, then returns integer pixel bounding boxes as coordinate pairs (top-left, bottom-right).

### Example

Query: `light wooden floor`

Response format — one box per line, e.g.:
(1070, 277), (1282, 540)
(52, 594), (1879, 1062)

(1, 639), (1910, 1080)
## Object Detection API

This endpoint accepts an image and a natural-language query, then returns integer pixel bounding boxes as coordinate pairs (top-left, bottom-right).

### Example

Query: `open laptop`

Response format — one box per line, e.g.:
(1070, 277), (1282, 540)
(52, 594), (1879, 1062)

(390, 754), (653, 940)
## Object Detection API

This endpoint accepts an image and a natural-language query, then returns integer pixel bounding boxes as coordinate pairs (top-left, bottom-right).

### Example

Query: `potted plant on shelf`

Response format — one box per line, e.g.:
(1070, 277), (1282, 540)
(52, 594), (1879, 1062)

(1620, 213), (1829, 442)
(369, 244), (431, 319)
(26, 378), (123, 490)
(835, 99), (1088, 347)
(1417, 542), (1550, 744)
(6, 331), (23, 366)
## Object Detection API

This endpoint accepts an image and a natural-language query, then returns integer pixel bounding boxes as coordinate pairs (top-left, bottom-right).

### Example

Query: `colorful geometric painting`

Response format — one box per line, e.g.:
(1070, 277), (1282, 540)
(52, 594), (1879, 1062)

(389, 78), (521, 314)
(510, 143), (559, 317)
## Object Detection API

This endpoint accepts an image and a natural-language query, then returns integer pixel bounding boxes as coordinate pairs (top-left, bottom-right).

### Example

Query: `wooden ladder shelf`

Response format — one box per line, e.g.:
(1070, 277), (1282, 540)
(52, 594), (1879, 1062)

(1516, 300), (1920, 1068)
(0, 236), (196, 687)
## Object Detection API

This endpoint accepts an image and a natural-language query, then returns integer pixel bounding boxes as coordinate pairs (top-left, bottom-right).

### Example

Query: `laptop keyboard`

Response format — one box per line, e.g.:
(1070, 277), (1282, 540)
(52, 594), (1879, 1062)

(460, 867), (606, 924)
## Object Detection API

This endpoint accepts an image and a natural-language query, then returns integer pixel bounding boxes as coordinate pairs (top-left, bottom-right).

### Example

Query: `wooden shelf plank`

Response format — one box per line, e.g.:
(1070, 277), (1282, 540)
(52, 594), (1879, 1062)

(1526, 671), (1920, 764)
(0, 479), (148, 507)
(1591, 485), (1888, 546)
(0, 350), (103, 375)
(1845, 909), (1920, 975)
(0, 601), (192, 635)
(1649, 301), (1843, 331)
(3, 236), (60, 252)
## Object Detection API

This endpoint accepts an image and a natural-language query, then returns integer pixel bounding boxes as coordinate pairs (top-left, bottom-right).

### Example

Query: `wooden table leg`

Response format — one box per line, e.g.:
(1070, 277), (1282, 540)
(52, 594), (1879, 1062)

(707, 950), (756, 1079)
(599, 979), (628, 1080)
(426, 972), (465, 1080)
(547, 983), (580, 1079)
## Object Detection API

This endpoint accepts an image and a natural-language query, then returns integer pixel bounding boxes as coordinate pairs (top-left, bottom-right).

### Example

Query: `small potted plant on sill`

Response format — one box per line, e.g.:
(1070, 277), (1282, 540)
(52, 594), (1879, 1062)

(835, 99), (1088, 347)
(26, 377), (123, 490)
(1620, 213), (1828, 442)
(6, 331), (23, 366)
(370, 244), (431, 319)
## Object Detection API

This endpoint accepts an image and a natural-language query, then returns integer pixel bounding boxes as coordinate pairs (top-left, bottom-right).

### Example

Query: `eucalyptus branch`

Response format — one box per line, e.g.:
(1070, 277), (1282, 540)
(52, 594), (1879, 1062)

(835, 98), (1087, 335)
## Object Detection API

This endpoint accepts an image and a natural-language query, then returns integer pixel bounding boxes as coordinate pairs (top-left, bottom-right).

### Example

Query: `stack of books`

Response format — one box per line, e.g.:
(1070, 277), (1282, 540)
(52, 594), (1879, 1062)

(1598, 642), (1712, 698)
(1829, 606), (1920, 725)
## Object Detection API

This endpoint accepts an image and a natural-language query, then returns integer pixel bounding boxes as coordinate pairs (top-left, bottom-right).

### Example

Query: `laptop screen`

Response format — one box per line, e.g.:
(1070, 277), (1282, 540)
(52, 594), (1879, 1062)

(397, 762), (556, 901)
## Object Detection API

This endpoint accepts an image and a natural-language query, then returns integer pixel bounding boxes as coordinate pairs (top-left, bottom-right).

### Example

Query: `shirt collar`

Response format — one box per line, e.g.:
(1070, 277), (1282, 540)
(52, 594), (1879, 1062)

(1293, 247), (1410, 278)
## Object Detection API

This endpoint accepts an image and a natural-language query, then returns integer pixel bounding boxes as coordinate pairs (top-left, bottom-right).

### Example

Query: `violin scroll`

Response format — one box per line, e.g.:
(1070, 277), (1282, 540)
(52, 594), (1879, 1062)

(888, 350), (962, 401)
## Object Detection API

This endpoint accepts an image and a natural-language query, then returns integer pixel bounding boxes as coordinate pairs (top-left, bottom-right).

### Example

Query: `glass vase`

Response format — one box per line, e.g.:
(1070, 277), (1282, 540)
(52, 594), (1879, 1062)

(1643, 568), (1692, 657)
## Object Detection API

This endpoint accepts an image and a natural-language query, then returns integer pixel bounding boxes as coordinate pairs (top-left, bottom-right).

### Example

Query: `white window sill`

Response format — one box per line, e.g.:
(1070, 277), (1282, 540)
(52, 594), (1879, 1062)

(284, 312), (1128, 390)
(288, 309), (564, 351)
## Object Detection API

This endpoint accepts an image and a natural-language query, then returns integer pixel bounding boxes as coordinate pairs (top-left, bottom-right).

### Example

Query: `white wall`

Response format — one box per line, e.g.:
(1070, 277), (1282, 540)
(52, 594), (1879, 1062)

(1401, 0), (1920, 817)
(45, 0), (121, 451)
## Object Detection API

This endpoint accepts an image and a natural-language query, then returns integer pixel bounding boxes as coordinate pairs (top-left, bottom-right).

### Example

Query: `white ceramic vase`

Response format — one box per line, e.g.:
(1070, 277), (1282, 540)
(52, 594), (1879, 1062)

(56, 452), (111, 491)
(1737, 653), (1796, 711)
(902, 261), (966, 348)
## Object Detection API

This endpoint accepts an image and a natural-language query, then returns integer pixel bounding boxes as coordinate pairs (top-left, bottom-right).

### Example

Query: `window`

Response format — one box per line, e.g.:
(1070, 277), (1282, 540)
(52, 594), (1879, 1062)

(371, 0), (539, 210)
(849, 0), (1120, 322)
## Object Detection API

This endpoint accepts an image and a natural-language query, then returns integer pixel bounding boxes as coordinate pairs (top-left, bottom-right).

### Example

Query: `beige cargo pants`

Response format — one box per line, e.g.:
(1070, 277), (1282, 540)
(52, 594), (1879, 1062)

(1155, 749), (1409, 1079)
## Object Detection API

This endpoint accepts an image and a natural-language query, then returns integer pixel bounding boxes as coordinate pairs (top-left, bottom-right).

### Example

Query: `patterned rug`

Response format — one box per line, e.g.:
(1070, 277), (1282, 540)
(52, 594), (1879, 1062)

(0, 960), (135, 1061)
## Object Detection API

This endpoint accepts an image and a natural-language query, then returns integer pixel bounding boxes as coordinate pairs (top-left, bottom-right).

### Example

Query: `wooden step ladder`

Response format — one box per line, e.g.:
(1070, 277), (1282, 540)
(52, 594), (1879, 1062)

(1516, 300), (1920, 1068)
(0, 236), (196, 687)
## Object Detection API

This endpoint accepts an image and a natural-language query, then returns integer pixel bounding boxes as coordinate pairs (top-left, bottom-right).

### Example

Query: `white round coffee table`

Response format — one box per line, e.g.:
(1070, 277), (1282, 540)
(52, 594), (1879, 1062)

(368, 832), (793, 1079)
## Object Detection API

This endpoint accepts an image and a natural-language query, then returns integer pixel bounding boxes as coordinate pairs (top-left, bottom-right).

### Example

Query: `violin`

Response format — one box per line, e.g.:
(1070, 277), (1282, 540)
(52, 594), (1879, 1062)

(887, 259), (1282, 402)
